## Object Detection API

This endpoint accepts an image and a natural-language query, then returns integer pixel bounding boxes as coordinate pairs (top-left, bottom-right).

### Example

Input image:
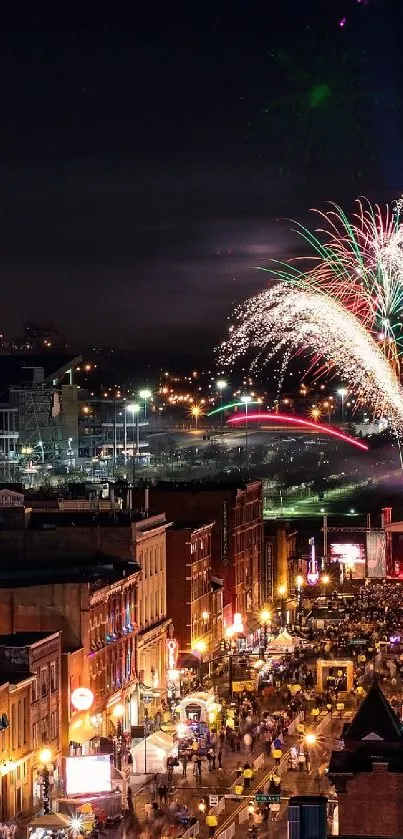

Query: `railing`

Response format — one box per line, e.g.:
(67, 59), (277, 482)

(238, 805), (250, 824)
(253, 752), (265, 772)
(181, 821), (199, 839)
(211, 797), (226, 817)
(217, 823), (235, 839)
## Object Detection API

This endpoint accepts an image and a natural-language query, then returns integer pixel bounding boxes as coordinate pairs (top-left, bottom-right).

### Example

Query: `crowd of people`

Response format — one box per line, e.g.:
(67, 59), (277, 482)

(129, 580), (403, 838)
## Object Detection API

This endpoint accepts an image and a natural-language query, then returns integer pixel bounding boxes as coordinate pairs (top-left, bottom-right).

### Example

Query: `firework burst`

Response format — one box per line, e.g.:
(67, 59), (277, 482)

(220, 198), (403, 428)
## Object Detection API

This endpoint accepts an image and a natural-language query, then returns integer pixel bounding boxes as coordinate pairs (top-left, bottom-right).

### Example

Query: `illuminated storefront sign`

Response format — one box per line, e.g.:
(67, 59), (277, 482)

(167, 638), (178, 670)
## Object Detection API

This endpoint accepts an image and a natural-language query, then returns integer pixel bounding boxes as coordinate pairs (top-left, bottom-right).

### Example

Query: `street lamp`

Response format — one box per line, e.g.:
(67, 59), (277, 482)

(190, 404), (203, 429)
(240, 395), (252, 470)
(139, 388), (152, 421)
(296, 575), (304, 631)
(259, 608), (271, 650)
(278, 584), (287, 628)
(322, 574), (330, 598)
(193, 639), (207, 685)
(38, 748), (53, 815)
(113, 703), (125, 770)
(216, 379), (227, 433)
(225, 626), (235, 697)
(337, 387), (348, 427)
(127, 403), (140, 487)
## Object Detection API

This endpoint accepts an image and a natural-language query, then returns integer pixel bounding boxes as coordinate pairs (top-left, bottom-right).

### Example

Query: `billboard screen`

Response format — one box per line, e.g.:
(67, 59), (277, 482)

(66, 754), (112, 796)
(366, 531), (386, 578)
(330, 542), (366, 578)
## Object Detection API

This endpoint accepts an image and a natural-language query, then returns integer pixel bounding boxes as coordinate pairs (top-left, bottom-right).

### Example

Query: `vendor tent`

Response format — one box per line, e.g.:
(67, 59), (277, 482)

(267, 630), (295, 652)
(131, 730), (175, 774)
(28, 812), (72, 836)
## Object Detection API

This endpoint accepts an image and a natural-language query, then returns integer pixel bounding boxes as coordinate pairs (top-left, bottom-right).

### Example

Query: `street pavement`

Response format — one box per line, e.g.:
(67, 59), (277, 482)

(130, 711), (345, 838)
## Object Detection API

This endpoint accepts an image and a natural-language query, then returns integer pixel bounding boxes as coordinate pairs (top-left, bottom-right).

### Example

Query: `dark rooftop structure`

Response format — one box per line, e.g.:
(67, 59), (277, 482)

(0, 631), (59, 646)
(329, 682), (403, 777)
(0, 556), (141, 589)
(169, 520), (215, 531)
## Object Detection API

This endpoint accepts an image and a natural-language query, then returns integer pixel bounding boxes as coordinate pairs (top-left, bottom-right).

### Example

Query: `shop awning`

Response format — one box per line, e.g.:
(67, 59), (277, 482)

(28, 813), (72, 832)
(69, 723), (98, 745)
(245, 617), (261, 635)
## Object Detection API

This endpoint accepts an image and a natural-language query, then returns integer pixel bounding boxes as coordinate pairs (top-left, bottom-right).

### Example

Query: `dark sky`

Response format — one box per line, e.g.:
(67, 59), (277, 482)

(0, 0), (401, 356)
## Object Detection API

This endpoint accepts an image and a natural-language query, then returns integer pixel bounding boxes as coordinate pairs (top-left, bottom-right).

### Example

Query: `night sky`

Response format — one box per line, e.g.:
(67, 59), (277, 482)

(0, 0), (401, 357)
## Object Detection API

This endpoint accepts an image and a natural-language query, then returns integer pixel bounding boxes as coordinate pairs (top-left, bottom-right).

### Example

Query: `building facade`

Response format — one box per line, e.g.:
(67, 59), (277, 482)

(0, 631), (62, 816)
(133, 515), (171, 722)
(166, 522), (216, 655)
(133, 480), (264, 622)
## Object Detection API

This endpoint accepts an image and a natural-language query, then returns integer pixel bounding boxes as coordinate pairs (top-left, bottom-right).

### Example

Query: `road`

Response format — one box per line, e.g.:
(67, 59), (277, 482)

(130, 711), (344, 838)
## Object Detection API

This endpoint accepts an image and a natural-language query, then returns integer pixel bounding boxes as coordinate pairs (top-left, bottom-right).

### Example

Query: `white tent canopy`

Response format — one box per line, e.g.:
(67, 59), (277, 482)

(131, 730), (175, 774)
(267, 630), (295, 652)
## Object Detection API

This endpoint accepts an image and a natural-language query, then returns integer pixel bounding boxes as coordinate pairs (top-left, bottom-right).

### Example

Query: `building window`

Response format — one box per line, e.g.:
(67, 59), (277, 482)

(41, 667), (48, 698)
(17, 700), (22, 747)
(32, 675), (38, 703)
(23, 697), (28, 744)
(11, 703), (16, 750)
(32, 722), (38, 749)
(41, 718), (48, 744)
(50, 662), (57, 693)
(50, 710), (57, 740)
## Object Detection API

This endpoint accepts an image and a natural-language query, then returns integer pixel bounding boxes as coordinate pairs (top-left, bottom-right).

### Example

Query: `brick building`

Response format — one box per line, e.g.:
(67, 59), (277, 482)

(263, 522), (297, 601)
(0, 544), (140, 753)
(166, 522), (218, 656)
(0, 509), (171, 752)
(329, 682), (403, 837)
(133, 515), (171, 722)
(0, 673), (34, 820)
(133, 480), (263, 621)
(0, 632), (62, 809)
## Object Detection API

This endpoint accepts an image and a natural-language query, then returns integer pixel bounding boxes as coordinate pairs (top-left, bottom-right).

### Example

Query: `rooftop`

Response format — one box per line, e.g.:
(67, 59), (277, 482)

(0, 631), (59, 647)
(169, 520), (215, 532)
(139, 479), (261, 492)
(0, 670), (34, 686)
(0, 557), (141, 588)
(329, 682), (403, 776)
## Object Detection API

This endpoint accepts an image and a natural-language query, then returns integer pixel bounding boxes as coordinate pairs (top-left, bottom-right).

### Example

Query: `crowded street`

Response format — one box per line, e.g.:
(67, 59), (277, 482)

(118, 577), (403, 838)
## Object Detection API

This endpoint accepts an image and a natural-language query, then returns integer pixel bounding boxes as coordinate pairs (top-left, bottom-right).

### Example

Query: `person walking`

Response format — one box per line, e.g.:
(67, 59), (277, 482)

(243, 731), (252, 754)
(298, 750), (306, 772)
(181, 754), (188, 778)
(206, 811), (218, 838)
(243, 763), (253, 789)
(217, 747), (223, 770)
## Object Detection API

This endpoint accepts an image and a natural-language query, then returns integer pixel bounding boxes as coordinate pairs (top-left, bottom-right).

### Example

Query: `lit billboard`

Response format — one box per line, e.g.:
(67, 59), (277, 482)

(330, 543), (365, 566)
(66, 754), (112, 796)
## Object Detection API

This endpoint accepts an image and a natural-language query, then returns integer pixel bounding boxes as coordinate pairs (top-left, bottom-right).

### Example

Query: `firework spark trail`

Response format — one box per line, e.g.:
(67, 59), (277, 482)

(263, 199), (403, 372)
(220, 287), (403, 428)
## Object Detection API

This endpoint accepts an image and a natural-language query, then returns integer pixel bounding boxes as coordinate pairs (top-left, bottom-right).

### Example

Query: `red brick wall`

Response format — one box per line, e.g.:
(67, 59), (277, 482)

(338, 763), (403, 836)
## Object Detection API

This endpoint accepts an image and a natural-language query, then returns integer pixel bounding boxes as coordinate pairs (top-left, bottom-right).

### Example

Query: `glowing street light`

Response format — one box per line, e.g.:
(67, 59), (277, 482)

(259, 608), (271, 650)
(305, 732), (317, 746)
(216, 379), (227, 432)
(240, 395), (252, 470)
(322, 573), (330, 598)
(337, 387), (348, 427)
(193, 639), (207, 685)
(278, 584), (287, 628)
(139, 388), (152, 420)
(190, 403), (204, 428)
(38, 749), (53, 815)
(127, 403), (141, 485)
